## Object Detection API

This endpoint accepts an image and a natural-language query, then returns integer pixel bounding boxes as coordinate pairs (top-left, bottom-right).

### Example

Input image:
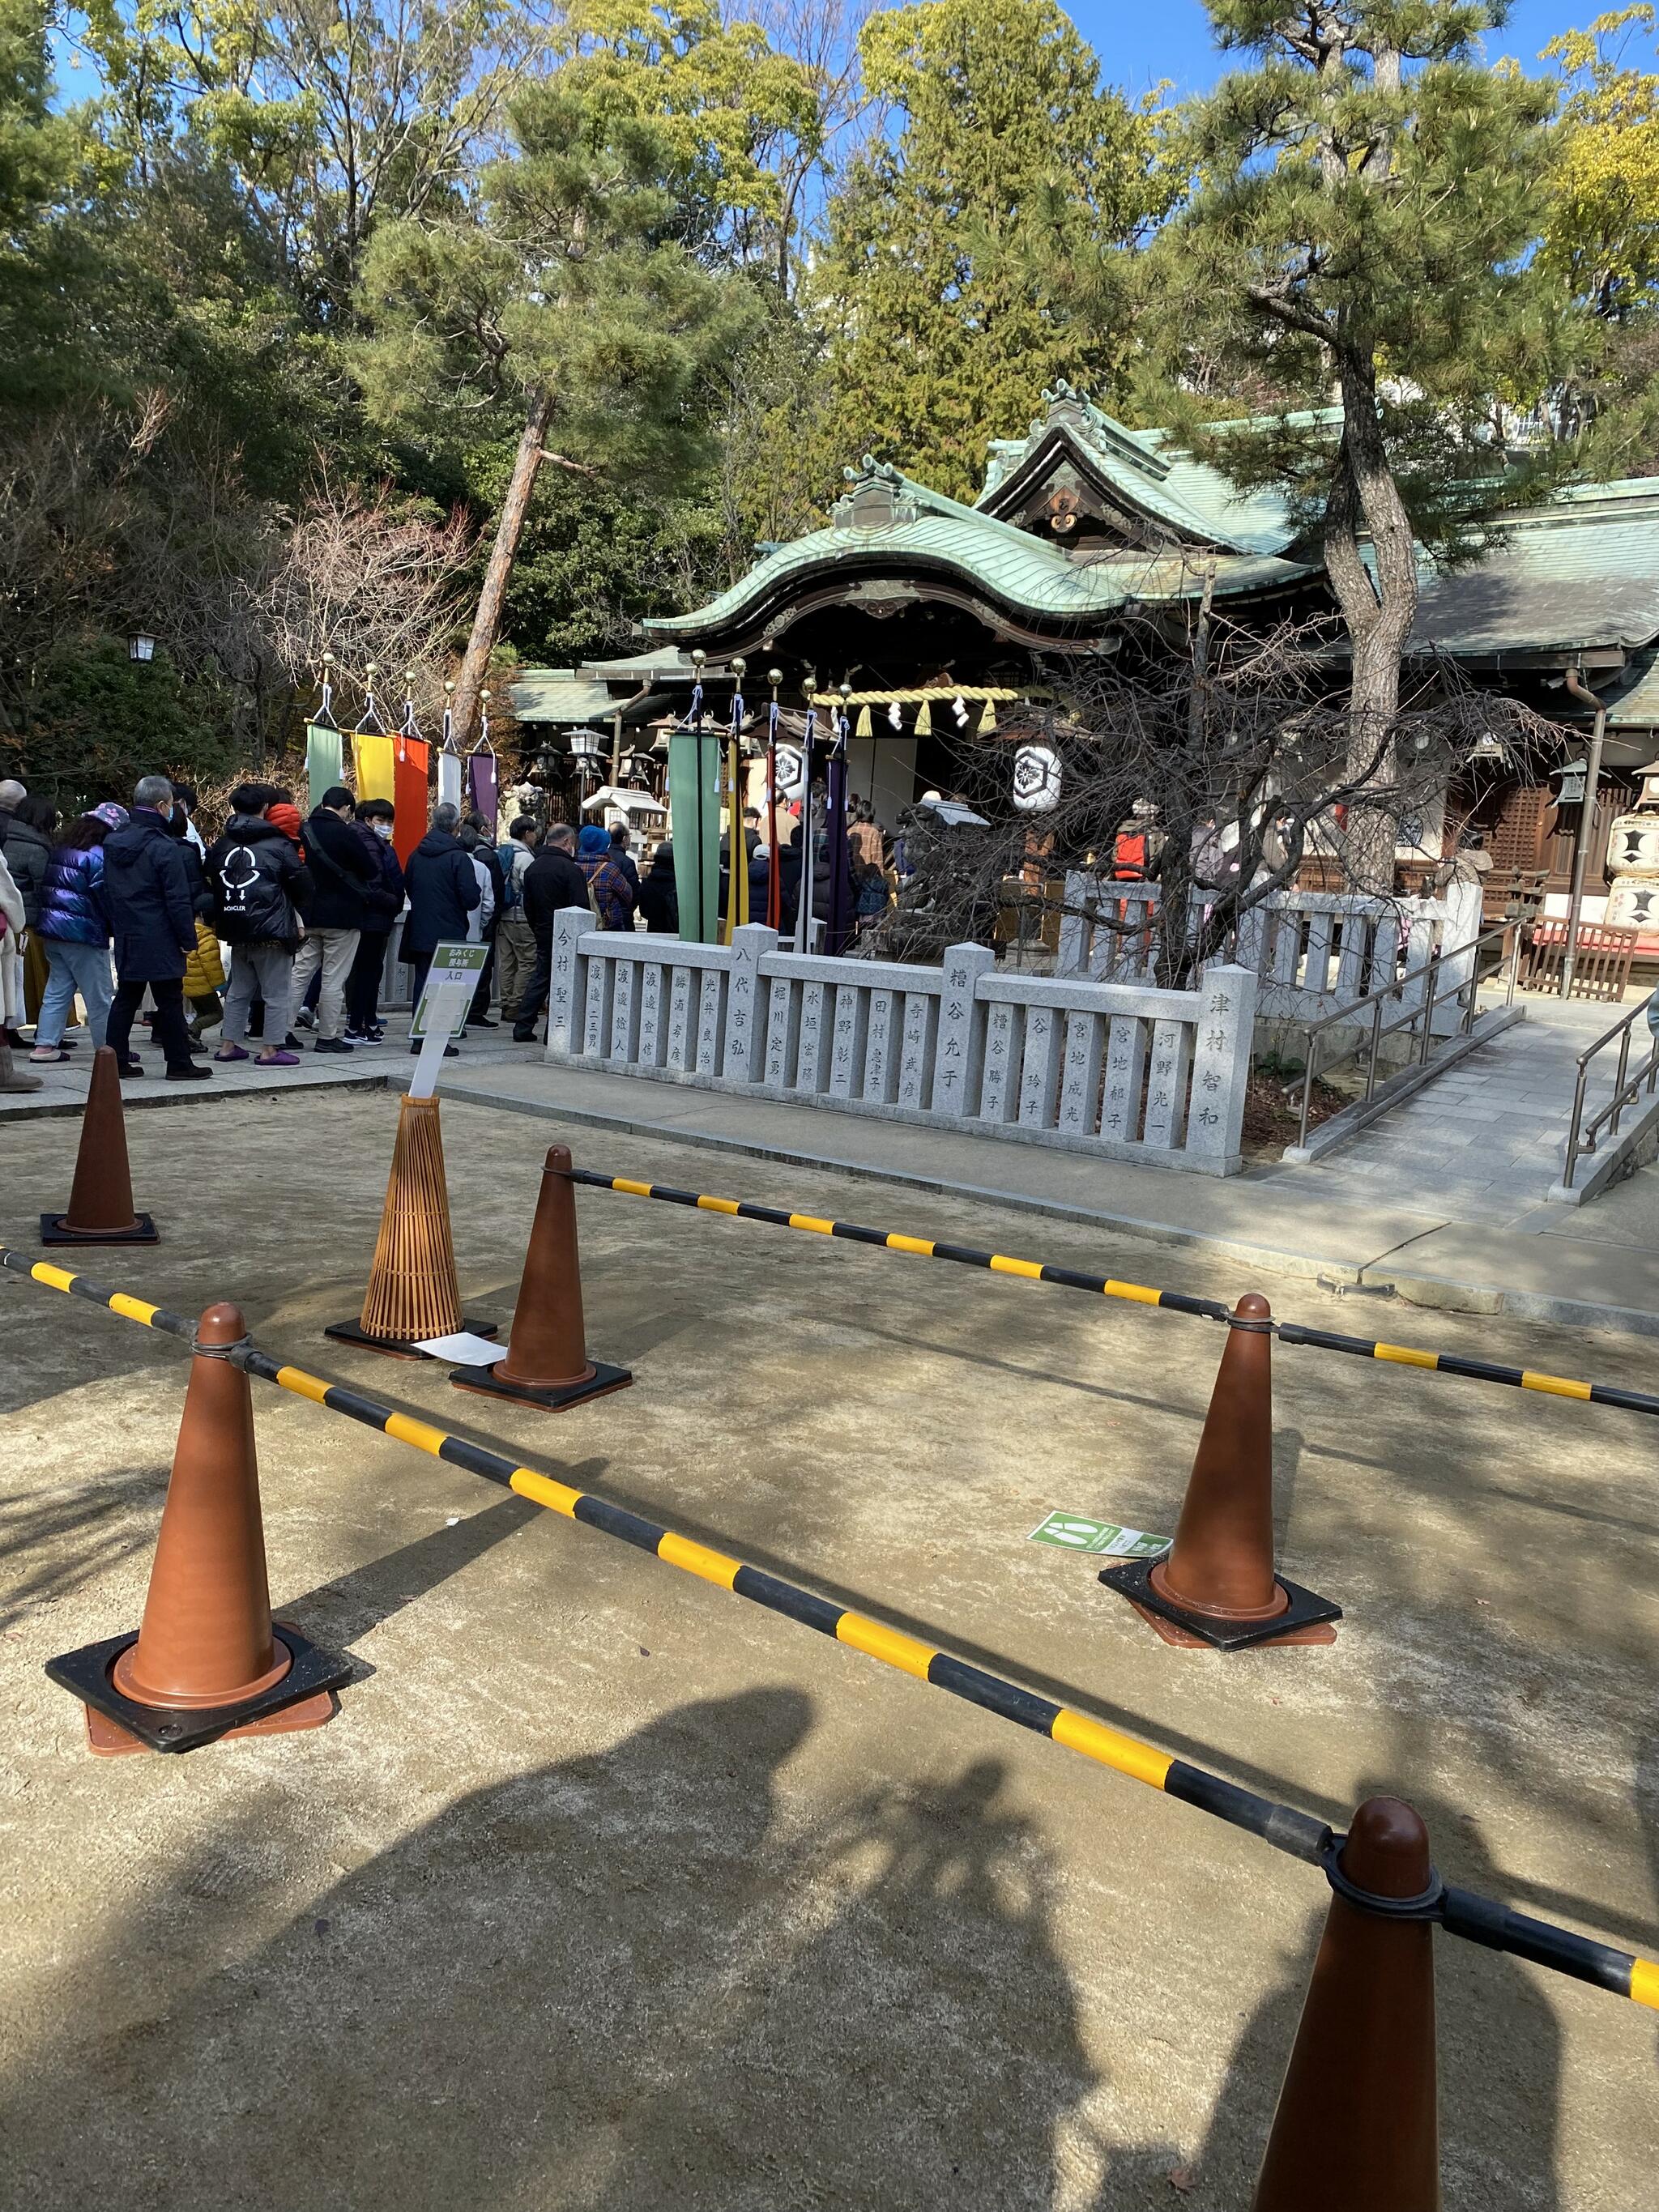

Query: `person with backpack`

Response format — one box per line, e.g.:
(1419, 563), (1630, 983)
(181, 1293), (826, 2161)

(343, 797), (404, 1042)
(493, 815), (540, 1025)
(577, 820), (635, 931)
(29, 803), (123, 1059)
(206, 786), (313, 1067)
(458, 811), (504, 1024)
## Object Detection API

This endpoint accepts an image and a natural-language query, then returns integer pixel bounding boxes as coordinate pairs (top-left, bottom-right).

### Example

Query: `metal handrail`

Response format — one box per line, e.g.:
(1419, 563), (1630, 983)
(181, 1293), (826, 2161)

(1291, 923), (1520, 1153)
(1560, 991), (1659, 1191)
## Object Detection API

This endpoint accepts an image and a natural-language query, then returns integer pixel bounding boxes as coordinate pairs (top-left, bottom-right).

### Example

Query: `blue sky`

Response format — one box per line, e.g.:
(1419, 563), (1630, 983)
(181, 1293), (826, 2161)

(1068, 0), (1605, 100)
(48, 0), (1613, 111)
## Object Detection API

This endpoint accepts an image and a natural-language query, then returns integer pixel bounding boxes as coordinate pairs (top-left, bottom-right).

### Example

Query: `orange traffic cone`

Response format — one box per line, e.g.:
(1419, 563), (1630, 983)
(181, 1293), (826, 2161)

(1098, 1293), (1340, 1647)
(45, 1302), (350, 1754)
(1252, 1796), (1440, 2209)
(326, 1092), (496, 1356)
(451, 1145), (632, 1409)
(40, 1044), (158, 1244)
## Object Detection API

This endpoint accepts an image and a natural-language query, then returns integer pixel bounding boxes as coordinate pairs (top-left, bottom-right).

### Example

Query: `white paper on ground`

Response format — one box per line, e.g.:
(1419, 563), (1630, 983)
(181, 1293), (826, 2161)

(414, 1332), (509, 1366)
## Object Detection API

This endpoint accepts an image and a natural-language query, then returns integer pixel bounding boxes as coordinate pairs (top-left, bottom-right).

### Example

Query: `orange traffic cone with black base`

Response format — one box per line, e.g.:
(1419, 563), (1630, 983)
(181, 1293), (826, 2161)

(451, 1144), (631, 1410)
(1252, 1796), (1440, 2210)
(40, 1044), (158, 1244)
(45, 1302), (351, 1754)
(1098, 1292), (1340, 1646)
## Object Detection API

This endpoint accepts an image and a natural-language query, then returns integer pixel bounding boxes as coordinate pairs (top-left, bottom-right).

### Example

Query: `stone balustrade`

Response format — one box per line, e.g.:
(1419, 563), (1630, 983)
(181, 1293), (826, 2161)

(542, 908), (1256, 1173)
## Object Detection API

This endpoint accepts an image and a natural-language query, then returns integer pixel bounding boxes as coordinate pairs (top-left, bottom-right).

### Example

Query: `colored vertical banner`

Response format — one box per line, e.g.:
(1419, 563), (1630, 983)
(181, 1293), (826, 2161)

(305, 722), (343, 811)
(667, 730), (719, 943)
(393, 735), (429, 867)
(352, 731), (396, 803)
(467, 751), (499, 837)
(437, 744), (463, 813)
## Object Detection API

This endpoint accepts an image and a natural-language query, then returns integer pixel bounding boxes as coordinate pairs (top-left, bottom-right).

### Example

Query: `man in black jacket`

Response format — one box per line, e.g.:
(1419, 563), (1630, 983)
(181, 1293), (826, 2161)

(291, 785), (378, 1052)
(401, 802), (481, 1029)
(206, 787), (315, 1067)
(513, 824), (589, 1042)
(101, 777), (211, 1079)
(458, 811), (507, 1027)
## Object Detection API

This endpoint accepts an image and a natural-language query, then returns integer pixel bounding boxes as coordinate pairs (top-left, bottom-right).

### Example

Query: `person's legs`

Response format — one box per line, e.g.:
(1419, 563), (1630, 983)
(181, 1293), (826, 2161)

(75, 943), (115, 1046)
(513, 939), (552, 1038)
(149, 978), (194, 1073)
(220, 944), (258, 1046)
(252, 943), (293, 1055)
(32, 944), (79, 1051)
(496, 914), (533, 1021)
(106, 977), (143, 1068)
(289, 930), (322, 1012)
(468, 938), (497, 1025)
(404, 947), (433, 1051)
(315, 927), (358, 1040)
(347, 931), (387, 1034)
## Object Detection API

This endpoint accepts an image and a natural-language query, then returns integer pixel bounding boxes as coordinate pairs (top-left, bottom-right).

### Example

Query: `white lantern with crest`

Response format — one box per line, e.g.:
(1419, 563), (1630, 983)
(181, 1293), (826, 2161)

(774, 744), (808, 801)
(1012, 743), (1063, 813)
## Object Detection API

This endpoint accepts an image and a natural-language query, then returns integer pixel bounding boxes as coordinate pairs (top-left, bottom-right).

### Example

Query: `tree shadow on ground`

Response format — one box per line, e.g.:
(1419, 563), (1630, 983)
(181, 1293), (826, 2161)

(284, 1492), (548, 1648)
(0, 1470), (161, 1631)
(3, 1691), (1117, 2212)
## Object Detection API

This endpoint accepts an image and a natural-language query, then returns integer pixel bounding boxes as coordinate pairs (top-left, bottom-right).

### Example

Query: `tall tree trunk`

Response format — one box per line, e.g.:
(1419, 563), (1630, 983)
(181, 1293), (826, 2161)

(451, 386), (554, 752)
(1320, 352), (1420, 894)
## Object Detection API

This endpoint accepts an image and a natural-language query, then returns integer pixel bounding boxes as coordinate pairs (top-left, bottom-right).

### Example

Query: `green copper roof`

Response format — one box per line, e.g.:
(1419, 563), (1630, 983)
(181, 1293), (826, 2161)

(506, 671), (616, 724)
(1403, 485), (1659, 658)
(644, 460), (1303, 644)
(979, 384), (1303, 555)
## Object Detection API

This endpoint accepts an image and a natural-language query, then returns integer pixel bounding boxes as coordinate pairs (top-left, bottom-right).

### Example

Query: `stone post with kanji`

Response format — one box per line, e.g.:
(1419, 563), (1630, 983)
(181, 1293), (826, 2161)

(1184, 962), (1256, 1169)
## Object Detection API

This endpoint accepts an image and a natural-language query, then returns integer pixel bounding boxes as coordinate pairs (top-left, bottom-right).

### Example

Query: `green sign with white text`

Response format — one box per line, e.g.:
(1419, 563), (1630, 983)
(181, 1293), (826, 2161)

(1027, 1512), (1170, 1559)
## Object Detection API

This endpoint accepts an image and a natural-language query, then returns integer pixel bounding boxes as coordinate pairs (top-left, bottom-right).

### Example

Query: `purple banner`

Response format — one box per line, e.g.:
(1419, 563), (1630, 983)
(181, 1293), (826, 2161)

(467, 751), (499, 837)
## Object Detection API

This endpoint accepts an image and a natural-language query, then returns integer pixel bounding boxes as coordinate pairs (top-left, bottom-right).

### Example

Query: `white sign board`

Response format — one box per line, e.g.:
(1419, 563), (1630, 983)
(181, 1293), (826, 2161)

(408, 940), (488, 1099)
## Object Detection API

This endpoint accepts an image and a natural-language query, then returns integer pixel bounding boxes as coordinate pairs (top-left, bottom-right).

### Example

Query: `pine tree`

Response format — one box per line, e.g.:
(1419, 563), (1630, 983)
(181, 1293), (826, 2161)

(356, 87), (757, 746)
(813, 0), (1168, 501)
(1154, 0), (1559, 882)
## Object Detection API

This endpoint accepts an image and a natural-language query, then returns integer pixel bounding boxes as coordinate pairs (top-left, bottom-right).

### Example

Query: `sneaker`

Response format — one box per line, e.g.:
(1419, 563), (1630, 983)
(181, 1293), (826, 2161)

(314, 1036), (353, 1054)
(343, 1028), (369, 1042)
(254, 1050), (301, 1066)
(367, 1024), (386, 1040)
(294, 1006), (317, 1029)
(165, 1063), (212, 1081)
(215, 1043), (249, 1062)
(29, 1046), (68, 1063)
(407, 1042), (460, 1058)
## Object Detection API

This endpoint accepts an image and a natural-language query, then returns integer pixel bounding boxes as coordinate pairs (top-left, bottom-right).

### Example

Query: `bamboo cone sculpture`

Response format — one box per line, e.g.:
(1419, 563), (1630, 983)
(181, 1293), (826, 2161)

(359, 1093), (463, 1343)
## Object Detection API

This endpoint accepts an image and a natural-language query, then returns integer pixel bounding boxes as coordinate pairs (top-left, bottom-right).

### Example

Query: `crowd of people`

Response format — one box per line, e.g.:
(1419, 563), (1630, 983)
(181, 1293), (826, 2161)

(0, 769), (907, 1094)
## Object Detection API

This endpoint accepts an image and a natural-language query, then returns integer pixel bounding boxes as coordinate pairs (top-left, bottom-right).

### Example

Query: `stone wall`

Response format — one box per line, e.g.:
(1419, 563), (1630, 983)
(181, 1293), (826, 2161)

(542, 910), (1256, 1174)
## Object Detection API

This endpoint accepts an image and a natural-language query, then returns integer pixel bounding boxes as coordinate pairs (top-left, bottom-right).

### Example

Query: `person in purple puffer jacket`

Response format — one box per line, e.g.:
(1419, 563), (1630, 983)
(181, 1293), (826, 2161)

(30, 803), (125, 1059)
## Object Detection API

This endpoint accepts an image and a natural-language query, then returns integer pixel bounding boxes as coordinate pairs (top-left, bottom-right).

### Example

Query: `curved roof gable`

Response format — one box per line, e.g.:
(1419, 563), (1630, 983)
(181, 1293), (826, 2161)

(978, 383), (1299, 556)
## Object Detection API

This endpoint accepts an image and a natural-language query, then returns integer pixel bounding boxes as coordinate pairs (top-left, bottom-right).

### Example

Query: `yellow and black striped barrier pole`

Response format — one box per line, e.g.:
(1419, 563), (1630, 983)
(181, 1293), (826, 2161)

(2, 1244), (1655, 2014)
(563, 1170), (1659, 1422)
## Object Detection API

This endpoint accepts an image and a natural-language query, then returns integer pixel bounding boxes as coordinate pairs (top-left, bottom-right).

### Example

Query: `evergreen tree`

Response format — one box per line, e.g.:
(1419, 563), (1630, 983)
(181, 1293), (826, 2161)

(1153, 0), (1561, 881)
(813, 0), (1167, 501)
(356, 86), (757, 745)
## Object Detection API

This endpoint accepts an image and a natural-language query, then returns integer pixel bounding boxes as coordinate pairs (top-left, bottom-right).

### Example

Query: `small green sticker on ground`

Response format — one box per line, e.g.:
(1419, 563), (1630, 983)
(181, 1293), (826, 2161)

(1028, 1512), (1171, 1558)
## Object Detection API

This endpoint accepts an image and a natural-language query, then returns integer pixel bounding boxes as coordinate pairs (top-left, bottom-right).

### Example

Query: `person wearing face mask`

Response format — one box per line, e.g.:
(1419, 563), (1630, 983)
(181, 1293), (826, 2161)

(101, 775), (211, 1080)
(344, 797), (405, 1041)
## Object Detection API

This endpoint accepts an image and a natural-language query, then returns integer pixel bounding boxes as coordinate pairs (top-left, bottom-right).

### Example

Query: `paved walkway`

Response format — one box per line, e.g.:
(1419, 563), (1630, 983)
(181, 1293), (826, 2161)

(9, 995), (1657, 1336)
(1257, 993), (1645, 1226)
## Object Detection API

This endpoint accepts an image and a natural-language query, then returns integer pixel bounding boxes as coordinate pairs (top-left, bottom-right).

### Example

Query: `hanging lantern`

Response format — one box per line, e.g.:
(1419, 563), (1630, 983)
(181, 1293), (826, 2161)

(774, 744), (808, 800)
(1012, 743), (1063, 813)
